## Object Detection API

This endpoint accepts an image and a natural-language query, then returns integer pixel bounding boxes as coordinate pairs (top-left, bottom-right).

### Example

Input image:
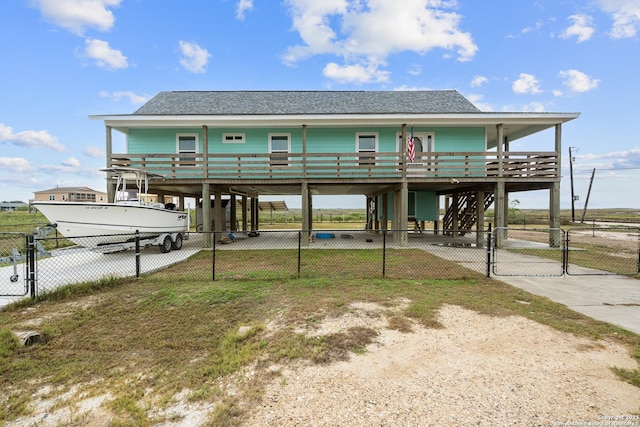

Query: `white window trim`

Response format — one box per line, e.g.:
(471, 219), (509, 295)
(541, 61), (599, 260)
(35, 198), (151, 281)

(176, 133), (199, 167)
(356, 132), (378, 166)
(222, 133), (245, 144)
(268, 133), (291, 167)
(176, 133), (199, 153)
(396, 131), (435, 153)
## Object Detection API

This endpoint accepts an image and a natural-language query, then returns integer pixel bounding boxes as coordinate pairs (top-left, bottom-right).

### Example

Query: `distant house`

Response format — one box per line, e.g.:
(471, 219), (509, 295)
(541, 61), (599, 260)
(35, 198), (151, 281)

(33, 186), (107, 203)
(0, 201), (28, 211)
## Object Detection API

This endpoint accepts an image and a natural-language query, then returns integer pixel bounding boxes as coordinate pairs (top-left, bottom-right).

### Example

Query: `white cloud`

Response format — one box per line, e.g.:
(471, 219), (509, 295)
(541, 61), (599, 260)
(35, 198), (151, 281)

(178, 40), (211, 73)
(579, 147), (640, 170)
(521, 19), (544, 34)
(83, 145), (106, 158)
(520, 102), (546, 112)
(595, 0), (640, 38)
(470, 75), (488, 87)
(83, 38), (128, 70)
(561, 14), (595, 42)
(512, 73), (542, 95)
(284, 0), (477, 83)
(61, 157), (81, 167)
(99, 90), (149, 104)
(0, 123), (65, 152)
(236, 0), (254, 20)
(32, 0), (121, 35)
(0, 157), (33, 174)
(323, 62), (390, 83)
(557, 69), (600, 95)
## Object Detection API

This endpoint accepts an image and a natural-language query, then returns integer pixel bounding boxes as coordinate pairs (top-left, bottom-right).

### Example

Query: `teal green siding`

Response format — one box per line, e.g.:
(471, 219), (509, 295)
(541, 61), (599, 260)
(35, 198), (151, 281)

(128, 126), (485, 154)
(432, 127), (485, 152)
(378, 191), (437, 222)
(415, 191), (438, 221)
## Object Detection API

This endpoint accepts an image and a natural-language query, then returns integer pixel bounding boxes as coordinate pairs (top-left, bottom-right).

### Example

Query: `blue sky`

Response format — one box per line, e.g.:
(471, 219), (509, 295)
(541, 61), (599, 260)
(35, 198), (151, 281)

(1, 0), (639, 211)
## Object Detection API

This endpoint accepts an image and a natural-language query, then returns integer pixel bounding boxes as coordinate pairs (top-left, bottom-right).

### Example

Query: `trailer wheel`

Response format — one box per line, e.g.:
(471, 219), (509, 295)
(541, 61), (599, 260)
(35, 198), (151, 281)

(160, 235), (172, 253)
(171, 233), (183, 250)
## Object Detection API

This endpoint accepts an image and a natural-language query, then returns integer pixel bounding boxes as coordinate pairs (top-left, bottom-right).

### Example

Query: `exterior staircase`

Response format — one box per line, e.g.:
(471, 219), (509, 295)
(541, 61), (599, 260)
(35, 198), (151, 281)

(442, 192), (494, 235)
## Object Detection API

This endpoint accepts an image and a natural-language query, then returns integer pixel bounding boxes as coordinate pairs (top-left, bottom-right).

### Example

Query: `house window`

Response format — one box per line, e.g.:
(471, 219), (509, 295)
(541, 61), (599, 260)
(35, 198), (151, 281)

(357, 133), (378, 166)
(176, 134), (198, 167)
(49, 195), (55, 201)
(222, 133), (245, 144)
(269, 133), (290, 167)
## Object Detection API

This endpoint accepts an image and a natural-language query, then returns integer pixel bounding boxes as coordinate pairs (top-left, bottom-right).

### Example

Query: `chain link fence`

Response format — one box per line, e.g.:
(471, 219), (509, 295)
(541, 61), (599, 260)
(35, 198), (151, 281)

(491, 227), (566, 276)
(0, 233), (29, 297)
(210, 229), (489, 281)
(566, 227), (640, 276)
(2, 226), (639, 305)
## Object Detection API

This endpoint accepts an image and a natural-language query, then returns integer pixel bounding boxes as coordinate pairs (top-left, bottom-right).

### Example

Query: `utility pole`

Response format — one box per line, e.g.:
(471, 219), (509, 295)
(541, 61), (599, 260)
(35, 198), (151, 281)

(569, 147), (577, 222)
(580, 168), (596, 224)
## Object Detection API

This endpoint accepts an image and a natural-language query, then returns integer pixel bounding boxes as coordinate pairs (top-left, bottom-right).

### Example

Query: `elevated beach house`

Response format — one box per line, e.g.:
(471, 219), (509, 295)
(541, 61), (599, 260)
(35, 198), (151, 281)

(90, 90), (579, 246)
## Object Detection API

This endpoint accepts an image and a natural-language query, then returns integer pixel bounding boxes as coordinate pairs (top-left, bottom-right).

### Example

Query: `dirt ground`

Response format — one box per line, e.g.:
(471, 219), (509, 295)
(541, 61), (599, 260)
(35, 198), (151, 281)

(7, 301), (640, 427)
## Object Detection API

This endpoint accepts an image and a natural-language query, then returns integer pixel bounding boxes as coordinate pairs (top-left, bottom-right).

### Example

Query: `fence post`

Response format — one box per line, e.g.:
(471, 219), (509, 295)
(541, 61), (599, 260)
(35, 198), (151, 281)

(637, 229), (640, 274)
(27, 234), (36, 300)
(135, 230), (140, 278)
(212, 232), (217, 281)
(382, 231), (386, 278)
(564, 230), (569, 275)
(297, 231), (301, 277)
(486, 223), (492, 278)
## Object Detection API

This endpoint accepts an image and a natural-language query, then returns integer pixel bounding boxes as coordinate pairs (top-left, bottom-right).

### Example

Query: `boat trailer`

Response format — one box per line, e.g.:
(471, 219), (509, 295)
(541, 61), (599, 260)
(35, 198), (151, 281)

(2, 225), (188, 285)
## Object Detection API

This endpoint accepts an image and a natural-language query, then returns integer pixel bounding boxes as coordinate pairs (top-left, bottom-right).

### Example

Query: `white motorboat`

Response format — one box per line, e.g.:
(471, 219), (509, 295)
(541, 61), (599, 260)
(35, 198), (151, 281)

(32, 167), (189, 249)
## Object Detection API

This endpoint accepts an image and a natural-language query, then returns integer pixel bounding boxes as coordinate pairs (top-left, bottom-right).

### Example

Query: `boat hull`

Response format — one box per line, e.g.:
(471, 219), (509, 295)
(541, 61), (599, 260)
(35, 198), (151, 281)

(32, 202), (189, 246)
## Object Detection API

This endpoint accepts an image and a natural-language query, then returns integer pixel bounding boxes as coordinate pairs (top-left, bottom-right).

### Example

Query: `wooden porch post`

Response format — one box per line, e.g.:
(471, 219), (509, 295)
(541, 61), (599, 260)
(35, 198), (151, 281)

(452, 192), (459, 238)
(241, 196), (248, 232)
(202, 183), (211, 247)
(105, 125), (115, 203)
(374, 196), (380, 231)
(382, 193), (389, 233)
(251, 197), (259, 232)
(202, 125), (209, 178)
(302, 124), (307, 179)
(496, 124), (504, 177)
(494, 181), (506, 247)
(229, 194), (237, 231)
(549, 124), (562, 247)
(301, 182), (310, 244)
(476, 190), (485, 247)
(214, 190), (223, 232)
(399, 180), (408, 246)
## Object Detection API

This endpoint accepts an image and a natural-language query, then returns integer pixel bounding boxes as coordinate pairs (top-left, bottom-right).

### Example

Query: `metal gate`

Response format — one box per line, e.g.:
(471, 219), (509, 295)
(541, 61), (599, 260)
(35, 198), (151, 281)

(491, 226), (640, 277)
(0, 233), (35, 298)
(491, 227), (565, 276)
(566, 227), (640, 276)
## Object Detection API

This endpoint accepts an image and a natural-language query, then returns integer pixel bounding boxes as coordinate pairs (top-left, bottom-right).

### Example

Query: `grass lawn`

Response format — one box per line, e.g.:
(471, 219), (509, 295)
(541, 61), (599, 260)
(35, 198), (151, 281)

(1, 248), (639, 426)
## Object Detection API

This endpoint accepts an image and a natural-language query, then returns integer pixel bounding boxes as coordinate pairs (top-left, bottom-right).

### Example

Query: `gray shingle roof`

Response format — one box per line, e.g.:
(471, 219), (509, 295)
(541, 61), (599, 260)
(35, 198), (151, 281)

(133, 90), (480, 116)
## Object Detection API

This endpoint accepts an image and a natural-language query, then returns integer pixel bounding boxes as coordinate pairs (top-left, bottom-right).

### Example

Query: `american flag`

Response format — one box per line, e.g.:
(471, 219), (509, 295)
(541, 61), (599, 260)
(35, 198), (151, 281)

(407, 126), (415, 163)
